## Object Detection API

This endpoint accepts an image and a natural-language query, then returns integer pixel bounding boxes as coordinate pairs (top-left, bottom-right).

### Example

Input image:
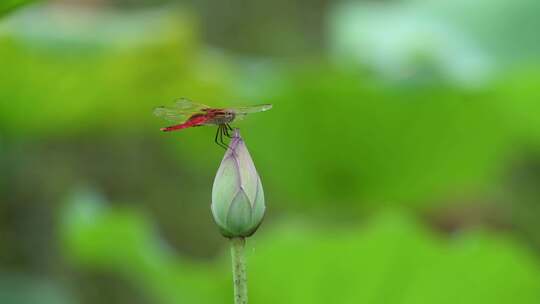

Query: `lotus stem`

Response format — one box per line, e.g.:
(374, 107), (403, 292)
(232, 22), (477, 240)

(230, 237), (248, 304)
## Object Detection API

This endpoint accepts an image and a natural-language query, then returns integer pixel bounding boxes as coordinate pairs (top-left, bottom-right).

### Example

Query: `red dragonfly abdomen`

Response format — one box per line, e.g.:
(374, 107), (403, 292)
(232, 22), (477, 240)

(160, 114), (209, 132)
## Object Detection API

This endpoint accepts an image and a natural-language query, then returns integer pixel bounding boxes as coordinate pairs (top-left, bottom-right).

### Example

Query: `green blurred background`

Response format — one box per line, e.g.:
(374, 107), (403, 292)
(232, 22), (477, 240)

(2, 0), (540, 303)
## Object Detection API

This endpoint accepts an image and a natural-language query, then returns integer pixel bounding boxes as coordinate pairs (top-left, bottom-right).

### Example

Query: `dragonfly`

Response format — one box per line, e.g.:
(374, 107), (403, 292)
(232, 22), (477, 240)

(154, 99), (272, 149)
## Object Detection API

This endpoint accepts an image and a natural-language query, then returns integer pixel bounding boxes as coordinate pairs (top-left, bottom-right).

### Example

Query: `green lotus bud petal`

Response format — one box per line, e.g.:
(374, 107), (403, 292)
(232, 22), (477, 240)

(211, 129), (265, 238)
(226, 189), (253, 235)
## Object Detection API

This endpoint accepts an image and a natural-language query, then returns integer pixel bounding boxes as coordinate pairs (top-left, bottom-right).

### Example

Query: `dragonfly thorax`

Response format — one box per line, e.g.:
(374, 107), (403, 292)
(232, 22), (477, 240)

(205, 110), (236, 125)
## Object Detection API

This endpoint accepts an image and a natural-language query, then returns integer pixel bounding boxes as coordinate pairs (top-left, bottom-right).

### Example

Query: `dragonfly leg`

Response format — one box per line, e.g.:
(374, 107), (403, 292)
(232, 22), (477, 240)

(223, 124), (233, 138)
(214, 126), (227, 150)
(221, 125), (231, 149)
(214, 125), (229, 150)
(219, 125), (224, 146)
(214, 127), (220, 146)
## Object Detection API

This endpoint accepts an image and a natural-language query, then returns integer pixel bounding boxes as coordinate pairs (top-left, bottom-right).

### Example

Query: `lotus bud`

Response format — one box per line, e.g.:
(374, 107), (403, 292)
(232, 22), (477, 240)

(211, 129), (265, 238)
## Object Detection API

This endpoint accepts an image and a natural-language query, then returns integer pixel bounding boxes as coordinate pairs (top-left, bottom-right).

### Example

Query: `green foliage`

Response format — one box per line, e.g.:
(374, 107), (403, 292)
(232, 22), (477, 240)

(0, 10), (237, 137)
(0, 0), (36, 16)
(3, 4), (540, 304)
(2, 10), (539, 211)
(251, 215), (540, 304)
(62, 194), (540, 304)
(0, 274), (73, 304)
(247, 66), (539, 208)
(61, 190), (225, 304)
(414, 0), (540, 64)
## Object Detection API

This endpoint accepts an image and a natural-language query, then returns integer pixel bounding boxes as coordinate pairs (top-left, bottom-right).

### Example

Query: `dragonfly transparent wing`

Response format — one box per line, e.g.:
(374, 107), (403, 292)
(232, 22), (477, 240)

(153, 99), (210, 122)
(230, 104), (272, 116)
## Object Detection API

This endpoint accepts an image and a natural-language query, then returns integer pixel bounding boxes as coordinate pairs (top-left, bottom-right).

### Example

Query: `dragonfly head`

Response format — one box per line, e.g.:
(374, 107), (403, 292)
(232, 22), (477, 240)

(224, 111), (235, 120)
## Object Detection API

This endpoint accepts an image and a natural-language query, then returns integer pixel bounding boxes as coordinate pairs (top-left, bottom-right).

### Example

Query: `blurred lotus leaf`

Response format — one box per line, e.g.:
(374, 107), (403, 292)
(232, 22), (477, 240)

(0, 274), (74, 304)
(0, 0), (35, 17)
(61, 194), (540, 304)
